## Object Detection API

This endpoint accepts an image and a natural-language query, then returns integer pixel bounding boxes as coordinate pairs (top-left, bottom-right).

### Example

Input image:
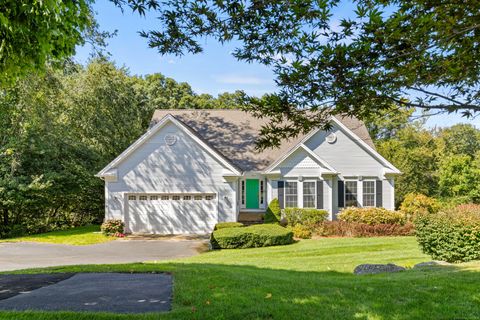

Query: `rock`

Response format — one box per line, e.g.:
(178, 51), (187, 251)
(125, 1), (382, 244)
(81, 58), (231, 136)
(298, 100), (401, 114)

(354, 263), (406, 275)
(413, 261), (451, 269)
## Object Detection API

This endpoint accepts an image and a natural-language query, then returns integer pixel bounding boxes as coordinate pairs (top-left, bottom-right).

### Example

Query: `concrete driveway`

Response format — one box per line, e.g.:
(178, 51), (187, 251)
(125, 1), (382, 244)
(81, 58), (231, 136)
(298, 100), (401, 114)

(0, 239), (206, 272)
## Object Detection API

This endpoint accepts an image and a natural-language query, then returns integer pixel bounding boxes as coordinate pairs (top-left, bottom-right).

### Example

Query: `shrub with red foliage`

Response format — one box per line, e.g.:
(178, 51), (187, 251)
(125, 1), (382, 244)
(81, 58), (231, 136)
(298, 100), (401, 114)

(316, 221), (415, 238)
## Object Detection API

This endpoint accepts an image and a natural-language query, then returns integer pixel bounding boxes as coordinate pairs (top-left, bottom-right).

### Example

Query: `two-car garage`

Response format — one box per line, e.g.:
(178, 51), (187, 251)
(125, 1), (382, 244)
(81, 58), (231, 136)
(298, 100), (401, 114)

(125, 193), (218, 234)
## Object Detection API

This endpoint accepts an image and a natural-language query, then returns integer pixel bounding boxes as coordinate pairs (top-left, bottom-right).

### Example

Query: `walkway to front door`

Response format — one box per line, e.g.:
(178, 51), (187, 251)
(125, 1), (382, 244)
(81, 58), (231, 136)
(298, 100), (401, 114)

(246, 179), (259, 209)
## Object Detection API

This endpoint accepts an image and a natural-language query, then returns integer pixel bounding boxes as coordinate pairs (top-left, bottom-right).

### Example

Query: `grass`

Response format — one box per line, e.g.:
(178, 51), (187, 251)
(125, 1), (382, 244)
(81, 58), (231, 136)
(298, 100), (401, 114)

(1, 236), (480, 319)
(0, 225), (115, 246)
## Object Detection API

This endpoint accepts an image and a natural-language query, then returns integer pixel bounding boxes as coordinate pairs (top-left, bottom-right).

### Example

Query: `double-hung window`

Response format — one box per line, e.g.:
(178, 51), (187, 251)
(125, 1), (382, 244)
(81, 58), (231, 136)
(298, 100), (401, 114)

(285, 181), (298, 207)
(345, 181), (358, 207)
(362, 181), (376, 207)
(303, 181), (316, 208)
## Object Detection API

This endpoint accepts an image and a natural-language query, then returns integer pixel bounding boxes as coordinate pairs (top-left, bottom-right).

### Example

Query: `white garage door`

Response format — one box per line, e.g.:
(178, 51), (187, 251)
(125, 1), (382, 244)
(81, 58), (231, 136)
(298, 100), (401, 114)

(126, 193), (218, 234)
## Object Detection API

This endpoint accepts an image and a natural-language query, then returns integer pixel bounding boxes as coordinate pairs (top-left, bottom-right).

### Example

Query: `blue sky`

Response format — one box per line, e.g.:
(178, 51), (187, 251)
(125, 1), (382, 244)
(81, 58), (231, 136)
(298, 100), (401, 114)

(75, 1), (479, 128)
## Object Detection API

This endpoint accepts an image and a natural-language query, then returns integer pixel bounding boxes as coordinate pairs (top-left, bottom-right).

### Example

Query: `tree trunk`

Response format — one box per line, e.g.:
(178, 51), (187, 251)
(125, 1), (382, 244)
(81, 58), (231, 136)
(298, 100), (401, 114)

(2, 208), (8, 227)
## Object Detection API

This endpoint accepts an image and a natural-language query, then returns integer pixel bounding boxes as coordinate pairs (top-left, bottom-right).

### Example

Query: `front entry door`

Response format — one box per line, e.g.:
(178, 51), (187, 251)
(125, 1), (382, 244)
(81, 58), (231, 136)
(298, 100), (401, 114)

(246, 179), (260, 209)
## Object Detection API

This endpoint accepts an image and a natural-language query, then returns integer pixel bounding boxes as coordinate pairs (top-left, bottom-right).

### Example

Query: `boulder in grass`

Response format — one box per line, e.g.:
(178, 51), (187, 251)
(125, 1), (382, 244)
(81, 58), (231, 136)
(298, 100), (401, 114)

(354, 263), (406, 275)
(413, 261), (452, 269)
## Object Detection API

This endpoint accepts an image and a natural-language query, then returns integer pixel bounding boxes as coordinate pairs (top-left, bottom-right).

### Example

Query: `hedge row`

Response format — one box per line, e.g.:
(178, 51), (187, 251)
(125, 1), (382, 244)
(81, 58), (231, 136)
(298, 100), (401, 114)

(214, 222), (244, 230)
(283, 208), (328, 226)
(210, 224), (294, 249)
(338, 207), (406, 225)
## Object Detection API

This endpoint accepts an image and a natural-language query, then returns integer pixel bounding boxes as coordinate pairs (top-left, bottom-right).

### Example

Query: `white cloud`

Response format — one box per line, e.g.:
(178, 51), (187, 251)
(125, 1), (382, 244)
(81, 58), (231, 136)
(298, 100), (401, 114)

(167, 59), (176, 64)
(213, 74), (270, 85)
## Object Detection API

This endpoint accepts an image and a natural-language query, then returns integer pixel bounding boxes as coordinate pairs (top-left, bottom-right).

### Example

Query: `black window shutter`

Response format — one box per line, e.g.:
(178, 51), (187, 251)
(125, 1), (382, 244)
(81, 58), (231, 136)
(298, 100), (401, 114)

(338, 180), (344, 208)
(278, 181), (284, 209)
(316, 180), (323, 209)
(376, 180), (383, 207)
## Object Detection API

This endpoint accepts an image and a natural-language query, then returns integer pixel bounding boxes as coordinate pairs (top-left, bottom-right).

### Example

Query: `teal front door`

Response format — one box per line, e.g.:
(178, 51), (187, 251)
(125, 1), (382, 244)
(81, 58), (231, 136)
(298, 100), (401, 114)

(246, 179), (260, 209)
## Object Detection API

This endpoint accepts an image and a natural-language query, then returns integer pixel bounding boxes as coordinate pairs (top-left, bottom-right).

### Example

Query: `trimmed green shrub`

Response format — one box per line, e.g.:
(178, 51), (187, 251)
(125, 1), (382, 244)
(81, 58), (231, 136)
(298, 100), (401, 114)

(214, 222), (244, 230)
(210, 224), (294, 249)
(264, 198), (282, 223)
(414, 205), (480, 262)
(317, 221), (415, 237)
(101, 219), (124, 235)
(290, 224), (312, 239)
(400, 193), (440, 220)
(283, 208), (328, 226)
(338, 207), (406, 225)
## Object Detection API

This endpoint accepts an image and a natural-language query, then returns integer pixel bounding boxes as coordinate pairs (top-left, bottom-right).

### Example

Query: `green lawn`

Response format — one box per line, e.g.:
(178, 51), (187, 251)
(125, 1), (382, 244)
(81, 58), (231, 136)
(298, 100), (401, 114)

(0, 225), (114, 245)
(1, 236), (480, 319)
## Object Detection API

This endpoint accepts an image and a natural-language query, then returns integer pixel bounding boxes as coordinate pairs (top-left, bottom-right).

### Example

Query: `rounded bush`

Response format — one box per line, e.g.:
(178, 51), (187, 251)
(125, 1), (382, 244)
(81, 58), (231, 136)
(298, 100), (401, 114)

(290, 224), (312, 239)
(338, 207), (406, 225)
(210, 224), (294, 249)
(214, 222), (244, 230)
(101, 219), (124, 236)
(400, 193), (440, 220)
(283, 208), (328, 226)
(414, 205), (480, 262)
(264, 198), (281, 223)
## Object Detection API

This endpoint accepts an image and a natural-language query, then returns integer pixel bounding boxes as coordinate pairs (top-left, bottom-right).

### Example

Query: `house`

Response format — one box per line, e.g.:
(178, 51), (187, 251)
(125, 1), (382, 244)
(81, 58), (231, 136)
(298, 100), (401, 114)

(96, 109), (400, 234)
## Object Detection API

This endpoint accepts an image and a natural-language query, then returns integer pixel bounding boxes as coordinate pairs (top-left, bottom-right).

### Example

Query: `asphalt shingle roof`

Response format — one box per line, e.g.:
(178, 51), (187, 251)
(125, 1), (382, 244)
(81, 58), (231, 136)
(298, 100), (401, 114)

(151, 109), (375, 172)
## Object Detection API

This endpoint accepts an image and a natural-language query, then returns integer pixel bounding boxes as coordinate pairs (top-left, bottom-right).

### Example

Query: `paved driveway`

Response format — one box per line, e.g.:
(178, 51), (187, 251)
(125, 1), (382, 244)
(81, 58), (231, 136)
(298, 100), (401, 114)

(0, 239), (205, 272)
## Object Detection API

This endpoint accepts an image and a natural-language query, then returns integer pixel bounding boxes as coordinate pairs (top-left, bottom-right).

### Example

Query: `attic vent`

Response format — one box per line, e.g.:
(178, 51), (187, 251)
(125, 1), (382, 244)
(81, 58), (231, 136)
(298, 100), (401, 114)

(326, 133), (337, 144)
(164, 134), (177, 146)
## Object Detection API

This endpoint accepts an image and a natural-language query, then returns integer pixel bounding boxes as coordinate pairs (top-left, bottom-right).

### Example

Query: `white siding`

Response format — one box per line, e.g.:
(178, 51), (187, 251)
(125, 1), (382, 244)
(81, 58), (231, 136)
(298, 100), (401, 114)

(304, 125), (385, 178)
(279, 148), (324, 177)
(323, 179), (333, 219)
(383, 178), (395, 210)
(331, 176), (339, 219)
(105, 122), (236, 224)
(269, 180), (278, 203)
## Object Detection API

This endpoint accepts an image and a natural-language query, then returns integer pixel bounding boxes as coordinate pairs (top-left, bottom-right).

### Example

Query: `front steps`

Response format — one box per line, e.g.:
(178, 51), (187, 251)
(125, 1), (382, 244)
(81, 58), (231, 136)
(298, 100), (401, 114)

(238, 212), (264, 226)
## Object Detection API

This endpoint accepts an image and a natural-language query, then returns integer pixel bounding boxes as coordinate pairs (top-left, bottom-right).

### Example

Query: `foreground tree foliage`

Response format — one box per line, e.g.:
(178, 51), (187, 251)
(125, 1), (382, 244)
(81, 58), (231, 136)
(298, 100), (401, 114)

(3, 1), (479, 148)
(0, 59), (241, 238)
(111, 0), (480, 148)
(0, 0), (96, 85)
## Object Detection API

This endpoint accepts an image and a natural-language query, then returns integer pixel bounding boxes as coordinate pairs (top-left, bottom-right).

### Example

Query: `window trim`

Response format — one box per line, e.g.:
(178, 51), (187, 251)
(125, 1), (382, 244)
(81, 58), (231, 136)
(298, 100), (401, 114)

(302, 180), (317, 209)
(362, 180), (376, 207)
(344, 180), (359, 207)
(284, 180), (298, 208)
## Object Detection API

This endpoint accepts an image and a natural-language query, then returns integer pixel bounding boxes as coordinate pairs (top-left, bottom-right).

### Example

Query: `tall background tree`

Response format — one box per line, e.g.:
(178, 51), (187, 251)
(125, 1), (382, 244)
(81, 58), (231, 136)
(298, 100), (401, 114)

(0, 0), (96, 85)
(0, 59), (242, 238)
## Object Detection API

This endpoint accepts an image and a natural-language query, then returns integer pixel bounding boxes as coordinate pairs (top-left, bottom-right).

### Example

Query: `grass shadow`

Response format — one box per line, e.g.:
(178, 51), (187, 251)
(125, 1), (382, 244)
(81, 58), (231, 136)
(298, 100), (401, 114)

(0, 261), (478, 319)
